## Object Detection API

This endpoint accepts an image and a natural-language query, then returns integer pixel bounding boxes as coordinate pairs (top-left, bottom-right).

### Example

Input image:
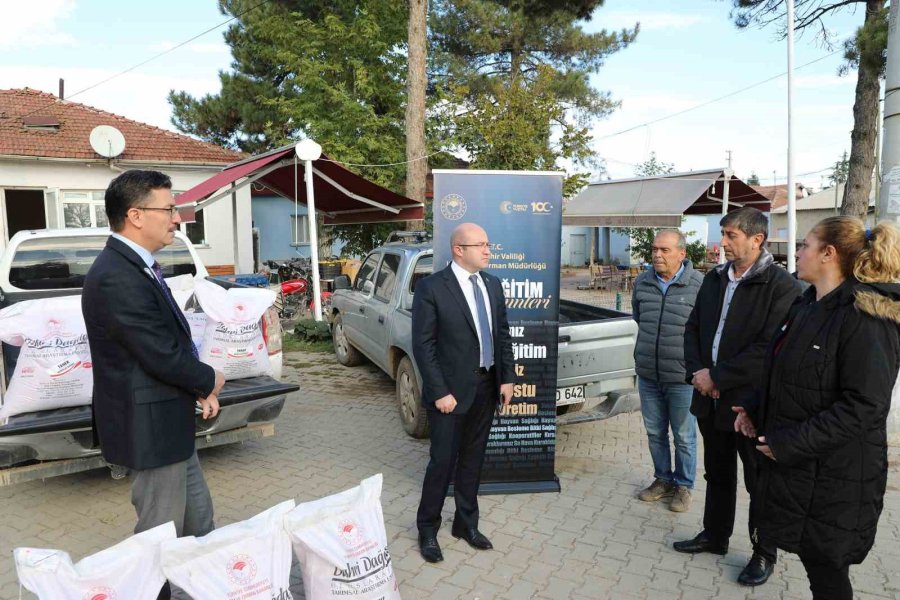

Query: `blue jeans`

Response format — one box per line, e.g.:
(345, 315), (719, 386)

(638, 377), (697, 488)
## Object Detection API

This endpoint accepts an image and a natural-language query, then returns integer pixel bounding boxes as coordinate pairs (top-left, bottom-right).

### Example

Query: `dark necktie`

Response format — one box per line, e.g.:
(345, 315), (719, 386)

(151, 261), (199, 359)
(469, 274), (493, 368)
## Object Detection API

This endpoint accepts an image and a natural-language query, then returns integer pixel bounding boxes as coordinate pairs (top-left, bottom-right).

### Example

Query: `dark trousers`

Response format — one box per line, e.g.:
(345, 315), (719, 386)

(801, 556), (852, 600)
(416, 372), (496, 534)
(698, 417), (777, 562)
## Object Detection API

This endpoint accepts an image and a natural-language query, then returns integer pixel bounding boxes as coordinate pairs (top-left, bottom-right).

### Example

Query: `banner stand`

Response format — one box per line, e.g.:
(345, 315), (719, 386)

(433, 170), (564, 495)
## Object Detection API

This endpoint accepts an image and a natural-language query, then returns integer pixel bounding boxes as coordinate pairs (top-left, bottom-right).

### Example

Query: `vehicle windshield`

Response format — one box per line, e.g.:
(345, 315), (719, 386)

(9, 236), (196, 290)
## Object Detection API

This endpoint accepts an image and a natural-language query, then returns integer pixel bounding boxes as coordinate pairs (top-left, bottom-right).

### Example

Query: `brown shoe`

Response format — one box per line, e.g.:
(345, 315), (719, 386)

(637, 478), (675, 502)
(670, 486), (692, 512)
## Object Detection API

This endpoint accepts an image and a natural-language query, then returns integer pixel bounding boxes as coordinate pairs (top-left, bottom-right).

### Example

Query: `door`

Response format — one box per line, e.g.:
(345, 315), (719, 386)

(3, 189), (46, 241)
(570, 233), (586, 266)
(340, 252), (382, 352)
(361, 252), (402, 370)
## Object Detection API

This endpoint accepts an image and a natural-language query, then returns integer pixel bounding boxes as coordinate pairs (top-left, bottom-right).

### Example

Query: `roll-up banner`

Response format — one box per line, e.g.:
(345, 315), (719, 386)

(433, 170), (563, 494)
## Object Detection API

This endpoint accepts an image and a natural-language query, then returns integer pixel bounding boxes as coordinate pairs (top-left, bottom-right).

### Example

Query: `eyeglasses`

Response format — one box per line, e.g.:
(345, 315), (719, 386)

(456, 242), (491, 249)
(136, 206), (179, 217)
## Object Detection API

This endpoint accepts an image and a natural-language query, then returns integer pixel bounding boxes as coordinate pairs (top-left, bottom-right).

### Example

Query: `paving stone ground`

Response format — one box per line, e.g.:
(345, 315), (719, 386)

(1, 273), (898, 599)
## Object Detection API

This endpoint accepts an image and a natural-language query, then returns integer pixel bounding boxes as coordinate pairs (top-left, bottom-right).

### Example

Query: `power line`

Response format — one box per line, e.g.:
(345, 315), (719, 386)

(320, 150), (446, 168)
(12, 0), (273, 122)
(595, 50), (842, 141)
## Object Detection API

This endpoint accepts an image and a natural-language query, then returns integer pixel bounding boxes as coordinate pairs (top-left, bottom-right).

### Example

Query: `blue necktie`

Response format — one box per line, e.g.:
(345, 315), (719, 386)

(470, 274), (493, 368)
(152, 261), (199, 359)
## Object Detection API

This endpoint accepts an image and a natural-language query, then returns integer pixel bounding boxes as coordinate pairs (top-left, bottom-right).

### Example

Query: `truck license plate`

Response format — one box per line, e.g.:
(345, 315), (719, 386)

(556, 385), (585, 406)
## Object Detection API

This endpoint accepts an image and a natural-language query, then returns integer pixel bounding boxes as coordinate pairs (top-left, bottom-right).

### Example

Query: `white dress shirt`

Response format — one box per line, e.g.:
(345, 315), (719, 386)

(711, 264), (744, 365)
(451, 260), (493, 367)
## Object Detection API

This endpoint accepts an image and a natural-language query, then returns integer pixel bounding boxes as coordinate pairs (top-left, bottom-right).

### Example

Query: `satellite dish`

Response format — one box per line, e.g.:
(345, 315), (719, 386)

(89, 125), (126, 158)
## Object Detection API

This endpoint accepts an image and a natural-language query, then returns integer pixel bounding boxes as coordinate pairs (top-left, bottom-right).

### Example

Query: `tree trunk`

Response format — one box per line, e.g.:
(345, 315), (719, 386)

(405, 0), (428, 230)
(841, 0), (883, 219)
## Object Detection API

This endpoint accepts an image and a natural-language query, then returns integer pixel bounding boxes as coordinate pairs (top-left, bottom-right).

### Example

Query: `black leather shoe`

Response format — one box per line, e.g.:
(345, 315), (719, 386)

(737, 553), (774, 586)
(451, 523), (493, 550)
(673, 531), (728, 555)
(418, 532), (443, 563)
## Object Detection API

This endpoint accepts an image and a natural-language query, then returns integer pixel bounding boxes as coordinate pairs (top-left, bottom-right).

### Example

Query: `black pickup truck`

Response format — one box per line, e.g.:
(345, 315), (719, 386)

(0, 229), (298, 485)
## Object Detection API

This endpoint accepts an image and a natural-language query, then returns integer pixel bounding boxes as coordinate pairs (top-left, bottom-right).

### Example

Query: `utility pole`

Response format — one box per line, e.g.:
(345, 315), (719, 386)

(719, 150), (733, 264)
(881, 1), (900, 446)
(834, 159), (841, 215)
(786, 0), (797, 274)
(880, 0), (900, 222)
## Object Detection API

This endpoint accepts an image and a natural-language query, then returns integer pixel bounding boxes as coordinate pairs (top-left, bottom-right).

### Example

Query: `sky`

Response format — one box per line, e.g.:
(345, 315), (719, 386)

(0, 0), (871, 191)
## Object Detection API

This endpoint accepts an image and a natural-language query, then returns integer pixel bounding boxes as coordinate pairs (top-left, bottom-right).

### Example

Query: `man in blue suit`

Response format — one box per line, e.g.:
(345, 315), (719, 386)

(413, 222), (515, 563)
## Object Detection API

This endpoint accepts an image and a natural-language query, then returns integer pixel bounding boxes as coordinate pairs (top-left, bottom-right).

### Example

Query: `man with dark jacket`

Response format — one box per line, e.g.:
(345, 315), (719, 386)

(632, 230), (703, 512)
(674, 207), (802, 587)
(412, 222), (515, 564)
(83, 170), (225, 600)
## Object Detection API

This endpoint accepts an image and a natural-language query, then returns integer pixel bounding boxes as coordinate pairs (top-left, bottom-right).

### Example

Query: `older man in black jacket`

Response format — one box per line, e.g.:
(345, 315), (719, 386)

(674, 208), (802, 587)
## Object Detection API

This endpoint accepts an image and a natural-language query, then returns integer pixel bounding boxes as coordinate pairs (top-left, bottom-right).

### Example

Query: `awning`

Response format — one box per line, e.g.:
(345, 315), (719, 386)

(176, 144), (424, 225)
(563, 169), (772, 228)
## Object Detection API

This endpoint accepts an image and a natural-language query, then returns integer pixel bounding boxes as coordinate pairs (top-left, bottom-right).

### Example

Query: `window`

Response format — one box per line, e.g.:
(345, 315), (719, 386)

(409, 255), (433, 293)
(354, 253), (381, 293)
(373, 253), (401, 302)
(155, 238), (197, 278)
(181, 208), (206, 245)
(291, 214), (310, 245)
(8, 235), (196, 290)
(62, 191), (107, 228)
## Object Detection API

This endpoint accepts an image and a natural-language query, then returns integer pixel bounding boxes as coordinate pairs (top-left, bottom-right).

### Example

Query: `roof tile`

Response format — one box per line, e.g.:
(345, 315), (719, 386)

(0, 88), (242, 164)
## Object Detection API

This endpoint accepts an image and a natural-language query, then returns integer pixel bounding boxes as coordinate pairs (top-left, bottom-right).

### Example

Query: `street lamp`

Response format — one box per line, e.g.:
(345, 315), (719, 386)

(296, 139), (324, 321)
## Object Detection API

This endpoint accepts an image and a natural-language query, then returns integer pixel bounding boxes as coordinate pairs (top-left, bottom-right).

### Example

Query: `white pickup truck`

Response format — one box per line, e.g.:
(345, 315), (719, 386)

(329, 238), (640, 438)
(0, 228), (299, 485)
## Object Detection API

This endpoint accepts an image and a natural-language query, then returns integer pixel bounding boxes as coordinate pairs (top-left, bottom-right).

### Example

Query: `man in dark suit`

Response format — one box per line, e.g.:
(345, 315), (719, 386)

(413, 222), (515, 563)
(82, 170), (224, 598)
(675, 207), (801, 587)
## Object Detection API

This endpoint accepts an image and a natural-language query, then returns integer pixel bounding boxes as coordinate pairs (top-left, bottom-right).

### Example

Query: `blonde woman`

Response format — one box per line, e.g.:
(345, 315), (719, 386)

(734, 217), (900, 599)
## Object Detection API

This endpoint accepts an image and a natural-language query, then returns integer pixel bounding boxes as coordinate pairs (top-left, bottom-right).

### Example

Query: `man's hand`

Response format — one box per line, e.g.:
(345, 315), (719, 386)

(435, 394), (457, 414)
(731, 406), (756, 438)
(756, 436), (775, 460)
(199, 394), (220, 420)
(212, 370), (226, 396)
(692, 368), (716, 396)
(500, 383), (514, 406)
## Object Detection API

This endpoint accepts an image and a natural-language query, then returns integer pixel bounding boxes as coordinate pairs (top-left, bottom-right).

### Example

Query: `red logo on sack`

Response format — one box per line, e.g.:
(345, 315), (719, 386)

(83, 587), (117, 600)
(227, 554), (258, 585)
(338, 520), (365, 547)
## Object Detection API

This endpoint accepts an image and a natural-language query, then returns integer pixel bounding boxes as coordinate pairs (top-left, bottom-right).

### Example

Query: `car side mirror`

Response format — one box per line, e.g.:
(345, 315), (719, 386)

(333, 274), (351, 290)
(362, 280), (375, 295)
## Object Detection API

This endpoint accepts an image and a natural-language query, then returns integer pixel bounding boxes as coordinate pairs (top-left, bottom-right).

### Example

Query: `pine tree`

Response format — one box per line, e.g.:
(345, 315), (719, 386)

(168, 0), (409, 254)
(430, 0), (637, 195)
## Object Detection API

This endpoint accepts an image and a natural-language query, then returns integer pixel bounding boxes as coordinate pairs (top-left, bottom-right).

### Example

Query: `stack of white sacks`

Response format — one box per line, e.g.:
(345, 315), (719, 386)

(0, 275), (276, 424)
(15, 474), (402, 600)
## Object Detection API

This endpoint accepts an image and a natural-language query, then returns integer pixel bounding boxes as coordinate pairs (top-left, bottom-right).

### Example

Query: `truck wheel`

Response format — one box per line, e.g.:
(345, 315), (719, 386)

(332, 314), (364, 366)
(397, 356), (429, 438)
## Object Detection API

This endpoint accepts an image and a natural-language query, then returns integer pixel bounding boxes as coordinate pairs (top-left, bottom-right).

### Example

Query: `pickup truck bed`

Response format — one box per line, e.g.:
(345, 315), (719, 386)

(329, 240), (639, 437)
(0, 229), (299, 483)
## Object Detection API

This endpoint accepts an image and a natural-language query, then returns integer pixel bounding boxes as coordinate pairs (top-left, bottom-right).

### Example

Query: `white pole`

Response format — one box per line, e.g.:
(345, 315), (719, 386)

(719, 169), (732, 264)
(305, 160), (323, 322)
(786, 0), (797, 273)
(295, 139), (324, 322)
